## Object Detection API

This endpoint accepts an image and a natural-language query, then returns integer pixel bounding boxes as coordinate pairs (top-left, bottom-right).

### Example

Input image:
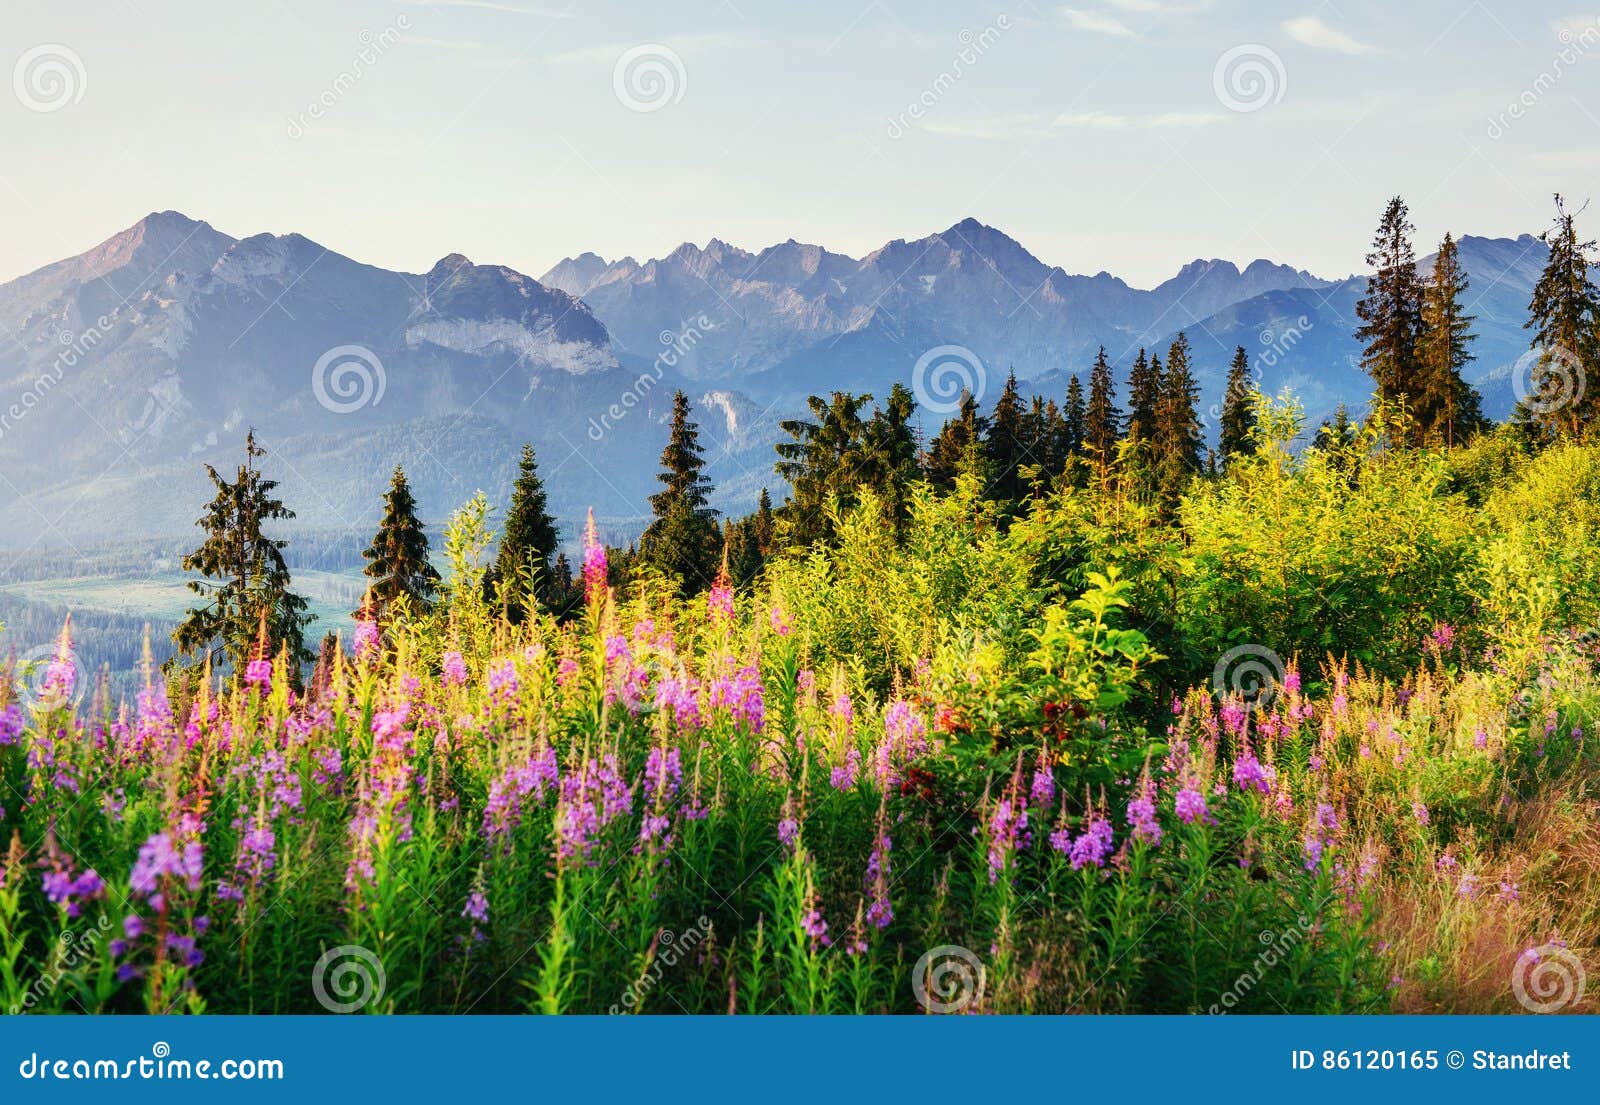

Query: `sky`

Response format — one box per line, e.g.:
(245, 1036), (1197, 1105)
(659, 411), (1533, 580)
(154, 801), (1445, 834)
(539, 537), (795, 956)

(2, 0), (1597, 287)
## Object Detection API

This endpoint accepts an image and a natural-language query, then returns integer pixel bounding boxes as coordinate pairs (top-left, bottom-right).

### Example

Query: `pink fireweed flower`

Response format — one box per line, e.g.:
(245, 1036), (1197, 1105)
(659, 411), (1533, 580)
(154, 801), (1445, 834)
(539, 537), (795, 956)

(1428, 623), (1456, 652)
(864, 833), (893, 928)
(1126, 773), (1162, 847)
(830, 748), (860, 791)
(707, 665), (764, 733)
(0, 703), (23, 746)
(244, 659), (273, 689)
(1030, 753), (1056, 809)
(1231, 747), (1274, 795)
(1174, 787), (1208, 825)
(1068, 815), (1114, 870)
(554, 755), (632, 863)
(707, 578), (735, 623)
(353, 619), (381, 662)
(1411, 801), (1430, 826)
(482, 746), (560, 843)
(828, 690), (855, 732)
(986, 797), (1031, 883)
(441, 651), (468, 687)
(130, 832), (204, 900)
(582, 508), (608, 603)
(768, 605), (792, 636)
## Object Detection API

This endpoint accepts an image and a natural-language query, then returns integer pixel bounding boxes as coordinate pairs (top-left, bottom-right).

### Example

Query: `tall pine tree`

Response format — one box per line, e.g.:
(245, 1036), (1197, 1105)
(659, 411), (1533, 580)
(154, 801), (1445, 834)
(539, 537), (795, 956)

(923, 391), (987, 491)
(493, 442), (560, 619)
(1063, 374), (1086, 459)
(1083, 347), (1121, 462)
(1355, 196), (1426, 439)
(1218, 346), (1258, 468)
(1125, 348), (1160, 443)
(1154, 333), (1202, 502)
(1524, 194), (1600, 437)
(983, 371), (1029, 504)
(775, 391), (872, 545)
(1418, 233), (1484, 447)
(362, 465), (440, 621)
(173, 431), (311, 672)
(640, 390), (720, 592)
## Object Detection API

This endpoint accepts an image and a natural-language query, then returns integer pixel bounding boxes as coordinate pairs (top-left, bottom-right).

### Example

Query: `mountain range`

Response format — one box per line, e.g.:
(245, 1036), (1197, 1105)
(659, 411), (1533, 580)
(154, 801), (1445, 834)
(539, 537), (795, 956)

(0, 211), (1557, 551)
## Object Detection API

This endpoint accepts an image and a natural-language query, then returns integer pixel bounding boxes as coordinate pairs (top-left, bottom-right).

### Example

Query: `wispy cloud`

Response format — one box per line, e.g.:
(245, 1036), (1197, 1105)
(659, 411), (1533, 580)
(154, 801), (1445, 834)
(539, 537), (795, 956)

(1053, 109), (1224, 129)
(1283, 15), (1368, 54)
(549, 30), (759, 65)
(1059, 7), (1138, 37)
(1103, 0), (1215, 11)
(398, 0), (577, 15)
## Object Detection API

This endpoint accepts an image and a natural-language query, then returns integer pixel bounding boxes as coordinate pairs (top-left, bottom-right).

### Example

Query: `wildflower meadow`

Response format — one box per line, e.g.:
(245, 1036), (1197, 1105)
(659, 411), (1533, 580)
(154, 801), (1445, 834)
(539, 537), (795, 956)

(3, 405), (1597, 1016)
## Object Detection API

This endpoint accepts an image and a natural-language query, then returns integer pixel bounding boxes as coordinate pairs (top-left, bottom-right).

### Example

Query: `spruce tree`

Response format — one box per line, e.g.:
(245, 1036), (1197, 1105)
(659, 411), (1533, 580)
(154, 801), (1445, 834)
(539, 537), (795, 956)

(1525, 194), (1600, 437)
(1084, 348), (1121, 459)
(1218, 345), (1258, 468)
(1154, 333), (1202, 500)
(640, 390), (720, 592)
(493, 442), (560, 619)
(775, 391), (872, 546)
(1418, 233), (1484, 447)
(1355, 196), (1426, 438)
(753, 488), (775, 555)
(173, 430), (312, 673)
(1125, 348), (1160, 442)
(983, 371), (1029, 504)
(860, 382), (922, 534)
(923, 391), (987, 491)
(1063, 374), (1086, 458)
(362, 465), (440, 621)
